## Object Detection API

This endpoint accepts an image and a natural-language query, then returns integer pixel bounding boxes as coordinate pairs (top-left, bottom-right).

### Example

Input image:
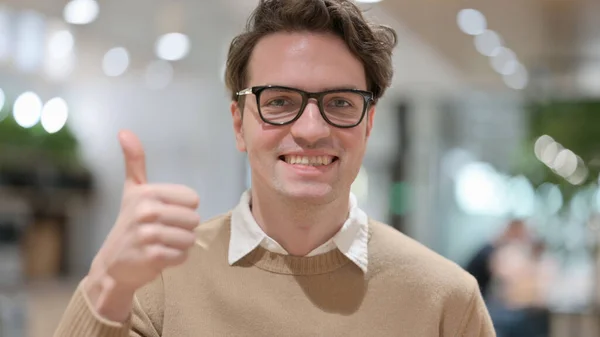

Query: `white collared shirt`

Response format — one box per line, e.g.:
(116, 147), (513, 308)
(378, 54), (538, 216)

(228, 190), (369, 273)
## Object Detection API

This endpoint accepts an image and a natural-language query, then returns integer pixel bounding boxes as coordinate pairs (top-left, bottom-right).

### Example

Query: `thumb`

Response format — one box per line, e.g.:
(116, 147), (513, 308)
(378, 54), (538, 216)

(118, 130), (147, 185)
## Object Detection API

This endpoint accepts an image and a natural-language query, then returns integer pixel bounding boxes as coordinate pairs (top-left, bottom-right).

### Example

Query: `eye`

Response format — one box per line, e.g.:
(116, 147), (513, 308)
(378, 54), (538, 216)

(330, 99), (352, 108)
(266, 98), (290, 107)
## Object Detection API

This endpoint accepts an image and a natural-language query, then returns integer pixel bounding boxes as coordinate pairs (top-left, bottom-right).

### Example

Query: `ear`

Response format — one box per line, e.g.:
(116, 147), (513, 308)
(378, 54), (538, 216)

(365, 105), (376, 138)
(231, 101), (247, 152)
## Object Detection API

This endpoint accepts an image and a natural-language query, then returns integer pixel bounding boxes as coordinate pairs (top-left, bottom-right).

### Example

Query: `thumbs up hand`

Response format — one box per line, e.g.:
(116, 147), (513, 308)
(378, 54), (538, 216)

(84, 130), (200, 323)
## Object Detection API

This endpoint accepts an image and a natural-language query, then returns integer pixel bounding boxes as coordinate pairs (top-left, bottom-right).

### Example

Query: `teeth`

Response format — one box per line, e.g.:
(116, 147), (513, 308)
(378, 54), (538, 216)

(284, 155), (334, 166)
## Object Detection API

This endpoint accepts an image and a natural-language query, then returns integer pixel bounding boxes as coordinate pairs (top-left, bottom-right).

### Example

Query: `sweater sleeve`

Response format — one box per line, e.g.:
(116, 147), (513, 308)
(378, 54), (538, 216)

(53, 277), (164, 337)
(455, 281), (496, 337)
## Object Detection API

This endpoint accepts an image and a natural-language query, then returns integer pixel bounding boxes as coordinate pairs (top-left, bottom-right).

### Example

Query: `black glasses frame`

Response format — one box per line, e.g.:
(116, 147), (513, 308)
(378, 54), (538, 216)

(236, 85), (374, 128)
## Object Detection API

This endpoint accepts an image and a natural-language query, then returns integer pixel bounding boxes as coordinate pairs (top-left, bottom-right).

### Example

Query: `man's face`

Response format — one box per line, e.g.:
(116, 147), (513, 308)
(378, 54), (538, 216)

(231, 32), (375, 204)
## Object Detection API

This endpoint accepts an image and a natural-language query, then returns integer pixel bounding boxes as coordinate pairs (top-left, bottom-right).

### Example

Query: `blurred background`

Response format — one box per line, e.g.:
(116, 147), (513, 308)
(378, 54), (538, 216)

(0, 0), (599, 336)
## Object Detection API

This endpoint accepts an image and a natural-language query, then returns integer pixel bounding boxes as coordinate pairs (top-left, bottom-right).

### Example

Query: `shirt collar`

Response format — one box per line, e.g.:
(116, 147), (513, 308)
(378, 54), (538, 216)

(228, 190), (369, 273)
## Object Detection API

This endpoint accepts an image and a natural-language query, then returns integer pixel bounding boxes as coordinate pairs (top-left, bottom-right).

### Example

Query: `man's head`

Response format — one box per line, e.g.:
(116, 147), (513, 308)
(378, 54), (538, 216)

(496, 219), (530, 246)
(226, 0), (397, 204)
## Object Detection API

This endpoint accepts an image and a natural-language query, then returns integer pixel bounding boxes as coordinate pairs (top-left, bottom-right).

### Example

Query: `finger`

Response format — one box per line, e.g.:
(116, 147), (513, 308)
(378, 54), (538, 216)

(155, 205), (201, 231)
(137, 184), (200, 208)
(144, 244), (189, 269)
(137, 224), (196, 250)
(119, 130), (147, 185)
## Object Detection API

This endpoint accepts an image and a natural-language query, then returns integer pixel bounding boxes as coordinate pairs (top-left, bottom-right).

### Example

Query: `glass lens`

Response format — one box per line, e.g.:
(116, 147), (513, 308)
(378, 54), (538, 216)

(258, 88), (366, 126)
(259, 88), (304, 124)
(322, 91), (365, 126)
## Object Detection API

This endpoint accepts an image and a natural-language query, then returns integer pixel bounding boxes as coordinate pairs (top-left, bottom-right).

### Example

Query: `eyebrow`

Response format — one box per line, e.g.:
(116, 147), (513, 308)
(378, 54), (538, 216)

(266, 84), (363, 91)
(321, 85), (361, 91)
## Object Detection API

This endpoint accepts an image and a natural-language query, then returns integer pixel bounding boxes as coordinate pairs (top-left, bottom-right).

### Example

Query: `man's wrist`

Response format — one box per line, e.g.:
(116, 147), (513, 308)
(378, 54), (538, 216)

(84, 271), (135, 323)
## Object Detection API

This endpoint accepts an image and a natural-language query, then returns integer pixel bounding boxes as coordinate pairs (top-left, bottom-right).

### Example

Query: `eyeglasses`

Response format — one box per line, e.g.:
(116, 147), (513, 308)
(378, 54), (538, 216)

(236, 85), (374, 128)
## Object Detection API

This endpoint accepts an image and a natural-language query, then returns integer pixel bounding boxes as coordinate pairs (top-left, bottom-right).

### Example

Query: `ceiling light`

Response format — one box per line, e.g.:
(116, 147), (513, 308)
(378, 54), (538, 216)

(41, 97), (69, 133)
(63, 0), (99, 25)
(457, 9), (487, 36)
(102, 47), (129, 77)
(490, 47), (518, 75)
(13, 91), (42, 128)
(503, 64), (528, 90)
(474, 30), (503, 57)
(155, 33), (190, 61)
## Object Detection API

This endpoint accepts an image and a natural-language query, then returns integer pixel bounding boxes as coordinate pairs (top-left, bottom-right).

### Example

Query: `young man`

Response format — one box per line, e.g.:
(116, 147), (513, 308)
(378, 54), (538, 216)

(55, 0), (495, 336)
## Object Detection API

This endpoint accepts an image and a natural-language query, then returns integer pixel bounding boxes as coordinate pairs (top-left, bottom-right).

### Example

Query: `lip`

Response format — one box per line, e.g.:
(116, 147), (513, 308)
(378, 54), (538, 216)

(279, 151), (338, 158)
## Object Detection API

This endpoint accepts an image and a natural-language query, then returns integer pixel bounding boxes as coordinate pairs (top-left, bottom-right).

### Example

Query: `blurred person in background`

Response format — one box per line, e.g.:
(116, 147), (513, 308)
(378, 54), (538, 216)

(465, 219), (530, 299)
(478, 221), (556, 337)
(54, 0), (494, 336)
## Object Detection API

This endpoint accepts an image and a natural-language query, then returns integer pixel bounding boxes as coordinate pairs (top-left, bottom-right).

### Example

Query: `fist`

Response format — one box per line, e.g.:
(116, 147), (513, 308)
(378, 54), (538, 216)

(90, 130), (200, 293)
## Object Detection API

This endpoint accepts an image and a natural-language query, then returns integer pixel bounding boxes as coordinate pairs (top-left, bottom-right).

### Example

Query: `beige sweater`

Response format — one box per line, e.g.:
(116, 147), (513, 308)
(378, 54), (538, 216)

(54, 214), (495, 337)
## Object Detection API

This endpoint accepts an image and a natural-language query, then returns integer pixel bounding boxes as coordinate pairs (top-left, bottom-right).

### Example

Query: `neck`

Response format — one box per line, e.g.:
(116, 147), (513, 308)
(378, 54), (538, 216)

(250, 187), (350, 256)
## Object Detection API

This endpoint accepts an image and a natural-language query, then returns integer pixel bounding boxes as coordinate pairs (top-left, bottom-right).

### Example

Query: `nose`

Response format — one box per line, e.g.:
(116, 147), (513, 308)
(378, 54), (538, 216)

(290, 100), (331, 146)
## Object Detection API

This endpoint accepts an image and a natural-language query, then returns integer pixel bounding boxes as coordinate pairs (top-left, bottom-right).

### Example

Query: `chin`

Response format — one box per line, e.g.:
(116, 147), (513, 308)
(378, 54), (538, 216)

(278, 183), (336, 203)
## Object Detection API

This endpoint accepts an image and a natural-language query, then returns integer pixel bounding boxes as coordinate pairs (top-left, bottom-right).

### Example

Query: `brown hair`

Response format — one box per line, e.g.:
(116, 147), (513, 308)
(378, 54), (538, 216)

(225, 0), (397, 104)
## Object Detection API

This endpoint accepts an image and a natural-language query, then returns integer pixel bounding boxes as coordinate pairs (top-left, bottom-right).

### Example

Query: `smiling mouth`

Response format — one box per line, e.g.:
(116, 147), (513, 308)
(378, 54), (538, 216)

(278, 155), (339, 166)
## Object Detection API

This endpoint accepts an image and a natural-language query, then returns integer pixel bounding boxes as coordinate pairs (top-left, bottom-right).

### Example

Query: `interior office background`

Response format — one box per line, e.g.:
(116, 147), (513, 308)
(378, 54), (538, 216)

(0, 0), (600, 336)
